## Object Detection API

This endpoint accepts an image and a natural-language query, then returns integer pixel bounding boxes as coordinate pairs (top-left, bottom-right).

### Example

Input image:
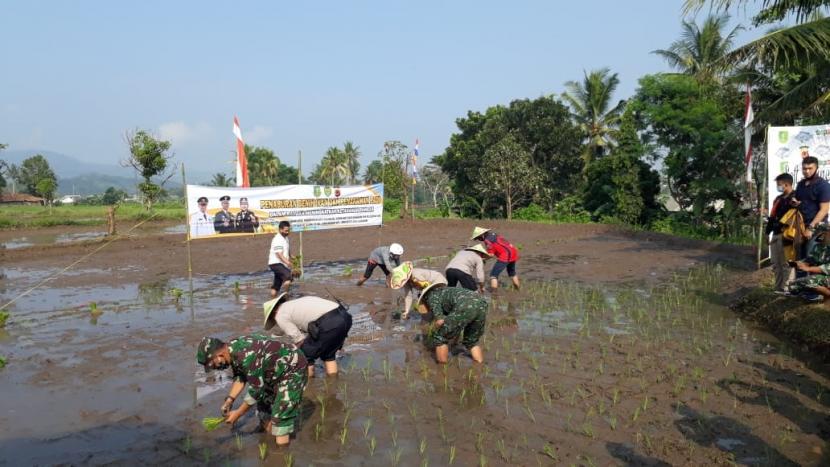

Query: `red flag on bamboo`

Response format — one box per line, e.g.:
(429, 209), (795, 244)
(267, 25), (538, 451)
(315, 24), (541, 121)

(233, 116), (249, 187)
(743, 85), (755, 182)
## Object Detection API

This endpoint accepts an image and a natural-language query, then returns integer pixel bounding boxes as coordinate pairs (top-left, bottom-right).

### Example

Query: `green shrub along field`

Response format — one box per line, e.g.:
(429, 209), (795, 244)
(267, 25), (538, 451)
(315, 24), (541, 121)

(0, 203), (185, 229)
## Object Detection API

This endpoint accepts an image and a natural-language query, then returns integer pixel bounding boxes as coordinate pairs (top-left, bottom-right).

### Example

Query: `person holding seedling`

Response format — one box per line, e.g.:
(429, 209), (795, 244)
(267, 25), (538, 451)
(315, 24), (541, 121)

(268, 221), (293, 297)
(417, 283), (488, 363)
(445, 244), (491, 292)
(356, 243), (404, 286)
(471, 226), (520, 290)
(390, 261), (448, 319)
(263, 292), (353, 377)
(195, 333), (308, 446)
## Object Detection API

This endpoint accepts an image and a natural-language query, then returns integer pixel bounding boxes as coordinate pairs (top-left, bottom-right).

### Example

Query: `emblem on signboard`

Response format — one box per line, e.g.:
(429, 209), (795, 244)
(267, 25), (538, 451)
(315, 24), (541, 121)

(778, 131), (789, 143)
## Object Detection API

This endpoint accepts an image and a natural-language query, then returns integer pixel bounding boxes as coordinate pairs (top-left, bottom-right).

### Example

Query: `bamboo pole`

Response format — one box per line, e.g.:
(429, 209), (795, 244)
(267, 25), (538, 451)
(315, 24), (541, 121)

(181, 163), (195, 310)
(757, 129), (769, 269)
(298, 150), (304, 279)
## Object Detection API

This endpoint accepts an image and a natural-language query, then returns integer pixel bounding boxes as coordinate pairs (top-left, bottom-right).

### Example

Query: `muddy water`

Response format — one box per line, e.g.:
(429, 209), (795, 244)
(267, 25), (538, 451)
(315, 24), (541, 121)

(0, 263), (828, 466)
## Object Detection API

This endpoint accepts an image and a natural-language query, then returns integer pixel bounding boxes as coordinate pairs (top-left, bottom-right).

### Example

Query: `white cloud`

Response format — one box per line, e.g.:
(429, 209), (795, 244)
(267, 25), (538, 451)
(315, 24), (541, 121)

(243, 125), (273, 145)
(158, 121), (212, 146)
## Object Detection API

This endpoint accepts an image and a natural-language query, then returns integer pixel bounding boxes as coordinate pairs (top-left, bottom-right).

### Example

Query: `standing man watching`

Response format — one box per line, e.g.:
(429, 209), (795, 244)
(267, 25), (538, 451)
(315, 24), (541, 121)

(767, 173), (796, 293)
(794, 157), (830, 259)
(214, 195), (235, 233)
(268, 221), (293, 297)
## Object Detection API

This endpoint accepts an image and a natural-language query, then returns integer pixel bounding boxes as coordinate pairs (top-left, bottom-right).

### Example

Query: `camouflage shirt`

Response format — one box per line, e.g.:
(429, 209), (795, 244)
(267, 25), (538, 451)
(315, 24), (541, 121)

(806, 239), (830, 274)
(228, 333), (307, 407)
(423, 286), (487, 320)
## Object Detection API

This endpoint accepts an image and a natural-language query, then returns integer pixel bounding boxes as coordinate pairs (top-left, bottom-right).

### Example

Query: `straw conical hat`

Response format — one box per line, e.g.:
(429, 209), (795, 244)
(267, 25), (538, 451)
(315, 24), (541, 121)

(465, 244), (492, 257)
(470, 226), (491, 240)
(390, 261), (414, 289)
(263, 293), (289, 330)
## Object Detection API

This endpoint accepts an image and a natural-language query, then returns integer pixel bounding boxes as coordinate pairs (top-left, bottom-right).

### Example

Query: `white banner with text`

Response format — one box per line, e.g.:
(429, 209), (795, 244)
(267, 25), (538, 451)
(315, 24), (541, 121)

(767, 124), (830, 211)
(186, 184), (384, 239)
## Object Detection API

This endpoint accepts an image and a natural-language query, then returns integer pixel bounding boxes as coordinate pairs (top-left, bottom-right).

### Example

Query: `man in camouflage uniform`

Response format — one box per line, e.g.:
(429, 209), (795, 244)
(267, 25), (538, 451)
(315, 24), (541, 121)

(417, 283), (487, 364)
(196, 333), (308, 446)
(789, 225), (830, 303)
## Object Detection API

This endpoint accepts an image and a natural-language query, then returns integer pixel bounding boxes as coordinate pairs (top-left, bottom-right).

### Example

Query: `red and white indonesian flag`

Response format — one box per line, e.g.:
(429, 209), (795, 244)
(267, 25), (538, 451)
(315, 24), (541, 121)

(233, 116), (250, 187)
(744, 85), (755, 182)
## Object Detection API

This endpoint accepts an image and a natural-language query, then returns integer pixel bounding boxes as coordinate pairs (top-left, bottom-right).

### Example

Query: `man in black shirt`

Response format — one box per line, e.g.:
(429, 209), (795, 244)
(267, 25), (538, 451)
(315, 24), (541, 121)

(767, 173), (795, 292)
(793, 157), (830, 256)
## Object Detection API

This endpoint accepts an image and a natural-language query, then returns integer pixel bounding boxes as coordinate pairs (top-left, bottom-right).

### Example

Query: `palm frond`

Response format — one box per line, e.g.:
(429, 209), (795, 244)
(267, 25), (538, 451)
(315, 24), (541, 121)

(727, 17), (830, 67)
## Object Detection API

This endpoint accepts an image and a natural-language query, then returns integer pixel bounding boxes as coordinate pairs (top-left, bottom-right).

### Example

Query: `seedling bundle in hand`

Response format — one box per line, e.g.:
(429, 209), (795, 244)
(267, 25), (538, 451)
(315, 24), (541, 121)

(201, 417), (225, 432)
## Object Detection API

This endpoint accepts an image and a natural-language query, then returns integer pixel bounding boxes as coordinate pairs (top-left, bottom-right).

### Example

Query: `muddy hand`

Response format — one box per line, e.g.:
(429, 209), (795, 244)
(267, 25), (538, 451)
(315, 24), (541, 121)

(221, 400), (233, 416)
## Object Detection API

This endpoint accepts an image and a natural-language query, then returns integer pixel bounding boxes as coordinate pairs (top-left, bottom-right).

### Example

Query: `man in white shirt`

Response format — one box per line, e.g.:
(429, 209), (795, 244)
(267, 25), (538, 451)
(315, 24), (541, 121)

(189, 196), (216, 237)
(268, 221), (293, 297)
(263, 293), (353, 377)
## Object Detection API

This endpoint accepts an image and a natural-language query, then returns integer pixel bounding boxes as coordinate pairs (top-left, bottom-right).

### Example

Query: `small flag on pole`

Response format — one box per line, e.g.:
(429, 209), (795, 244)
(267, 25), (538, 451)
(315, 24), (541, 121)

(743, 84), (755, 182)
(411, 138), (419, 184)
(233, 116), (250, 187)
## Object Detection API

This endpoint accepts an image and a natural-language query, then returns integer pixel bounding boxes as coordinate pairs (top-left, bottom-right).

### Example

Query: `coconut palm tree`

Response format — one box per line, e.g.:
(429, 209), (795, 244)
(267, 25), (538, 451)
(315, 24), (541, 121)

(683, 1), (830, 116)
(342, 141), (361, 184)
(319, 147), (349, 185)
(652, 15), (742, 82)
(209, 172), (233, 187)
(562, 68), (626, 169)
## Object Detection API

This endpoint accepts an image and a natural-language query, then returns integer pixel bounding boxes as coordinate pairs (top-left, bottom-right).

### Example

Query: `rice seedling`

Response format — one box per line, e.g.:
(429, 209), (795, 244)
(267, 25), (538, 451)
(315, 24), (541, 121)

(233, 281), (240, 294)
(340, 426), (348, 446)
(0, 310), (8, 328)
(421, 459), (429, 467)
(169, 287), (184, 303)
(258, 442), (268, 460)
(497, 439), (509, 462)
(420, 437), (427, 455)
(391, 430), (398, 447)
(582, 422), (595, 439)
(203, 447), (211, 463)
(283, 452), (294, 467)
(459, 388), (467, 406)
(523, 405), (536, 423)
(182, 435), (191, 455)
(235, 433), (242, 451)
(408, 403), (417, 419)
(448, 445), (457, 464)
(342, 265), (354, 277)
(632, 406), (640, 422)
(88, 302), (101, 314)
(479, 453), (487, 466)
(541, 443), (558, 461)
(0, 355), (6, 369)
(390, 447), (403, 465)
(362, 419), (373, 438)
(201, 416), (225, 432)
(316, 394), (327, 422)
(475, 432), (485, 452)
(368, 437), (377, 456)
(608, 416), (617, 430)
(315, 422), (322, 441)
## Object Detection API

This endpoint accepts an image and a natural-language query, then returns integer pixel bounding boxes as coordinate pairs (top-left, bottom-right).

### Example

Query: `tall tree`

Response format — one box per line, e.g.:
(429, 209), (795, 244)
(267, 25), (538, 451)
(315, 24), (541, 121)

(652, 15), (742, 82)
(437, 96), (583, 217)
(317, 147), (349, 186)
(683, 0), (830, 117)
(562, 68), (626, 169)
(0, 143), (7, 191)
(15, 154), (57, 197)
(245, 145), (300, 186)
(363, 160), (383, 184)
(122, 130), (175, 210)
(474, 134), (542, 220)
(342, 141), (361, 184)
(210, 172), (233, 187)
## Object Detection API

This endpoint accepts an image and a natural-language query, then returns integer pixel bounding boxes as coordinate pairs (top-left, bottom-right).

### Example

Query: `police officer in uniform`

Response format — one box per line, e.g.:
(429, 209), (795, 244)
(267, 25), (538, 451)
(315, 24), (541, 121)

(214, 195), (236, 233)
(235, 197), (259, 233)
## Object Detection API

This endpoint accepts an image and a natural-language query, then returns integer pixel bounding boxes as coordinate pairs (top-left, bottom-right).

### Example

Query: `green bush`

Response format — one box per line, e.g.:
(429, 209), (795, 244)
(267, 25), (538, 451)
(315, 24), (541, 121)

(415, 207), (448, 219)
(551, 195), (591, 223)
(513, 203), (551, 221)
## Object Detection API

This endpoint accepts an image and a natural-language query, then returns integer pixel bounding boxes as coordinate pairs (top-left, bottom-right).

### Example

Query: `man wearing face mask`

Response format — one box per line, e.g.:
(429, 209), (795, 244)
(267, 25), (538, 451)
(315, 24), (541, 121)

(195, 334), (308, 447)
(767, 173), (796, 293)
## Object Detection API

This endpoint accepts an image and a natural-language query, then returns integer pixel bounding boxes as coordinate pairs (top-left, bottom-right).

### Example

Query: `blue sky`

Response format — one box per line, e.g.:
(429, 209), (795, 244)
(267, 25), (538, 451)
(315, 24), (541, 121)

(0, 1), (763, 179)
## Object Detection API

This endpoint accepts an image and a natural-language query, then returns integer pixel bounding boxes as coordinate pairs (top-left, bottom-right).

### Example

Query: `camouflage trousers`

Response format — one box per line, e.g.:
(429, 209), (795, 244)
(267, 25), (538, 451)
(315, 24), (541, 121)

(789, 274), (830, 294)
(256, 368), (308, 436)
(428, 298), (487, 349)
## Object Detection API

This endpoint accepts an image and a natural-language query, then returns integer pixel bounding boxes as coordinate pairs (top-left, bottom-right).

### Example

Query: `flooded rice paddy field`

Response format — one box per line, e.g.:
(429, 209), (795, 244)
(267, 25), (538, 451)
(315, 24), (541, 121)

(0, 221), (829, 466)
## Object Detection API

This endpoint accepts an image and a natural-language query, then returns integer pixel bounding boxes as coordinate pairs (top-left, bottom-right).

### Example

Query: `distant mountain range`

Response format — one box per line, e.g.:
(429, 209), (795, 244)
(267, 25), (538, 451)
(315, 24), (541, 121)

(1, 149), (214, 196)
